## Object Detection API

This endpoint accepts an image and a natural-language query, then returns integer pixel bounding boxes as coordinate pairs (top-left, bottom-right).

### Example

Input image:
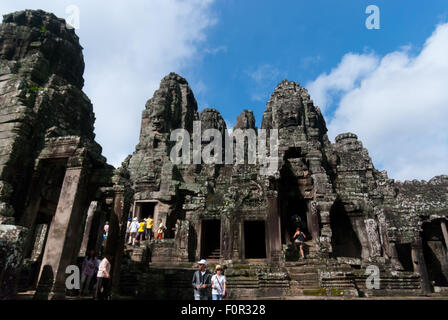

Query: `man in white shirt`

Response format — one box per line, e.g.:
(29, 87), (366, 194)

(128, 217), (139, 246)
(95, 254), (113, 300)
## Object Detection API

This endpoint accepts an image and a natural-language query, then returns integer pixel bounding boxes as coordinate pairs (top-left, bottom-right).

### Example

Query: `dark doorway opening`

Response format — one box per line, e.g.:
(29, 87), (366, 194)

(422, 220), (448, 286)
(201, 220), (221, 259)
(279, 162), (311, 244)
(395, 243), (414, 271)
(244, 221), (266, 259)
(330, 200), (362, 258)
(140, 202), (156, 219)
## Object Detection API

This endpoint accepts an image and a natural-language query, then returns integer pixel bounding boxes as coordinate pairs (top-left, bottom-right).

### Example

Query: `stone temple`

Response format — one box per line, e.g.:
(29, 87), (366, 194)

(0, 10), (447, 300)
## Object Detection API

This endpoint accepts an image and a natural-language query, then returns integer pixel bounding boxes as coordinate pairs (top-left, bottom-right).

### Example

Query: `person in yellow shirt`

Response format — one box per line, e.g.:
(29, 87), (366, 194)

(137, 220), (145, 243)
(145, 216), (154, 240)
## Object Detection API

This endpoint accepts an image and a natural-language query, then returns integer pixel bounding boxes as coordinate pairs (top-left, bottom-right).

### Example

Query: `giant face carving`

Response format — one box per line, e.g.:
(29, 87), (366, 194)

(149, 104), (167, 133)
(277, 105), (301, 127)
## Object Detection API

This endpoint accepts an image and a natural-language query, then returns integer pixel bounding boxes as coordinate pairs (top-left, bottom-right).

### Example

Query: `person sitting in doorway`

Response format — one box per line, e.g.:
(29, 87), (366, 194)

(293, 226), (306, 259)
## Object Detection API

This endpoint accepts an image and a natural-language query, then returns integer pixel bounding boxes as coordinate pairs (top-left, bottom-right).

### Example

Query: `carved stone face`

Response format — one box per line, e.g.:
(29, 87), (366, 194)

(277, 105), (300, 127)
(149, 104), (166, 133)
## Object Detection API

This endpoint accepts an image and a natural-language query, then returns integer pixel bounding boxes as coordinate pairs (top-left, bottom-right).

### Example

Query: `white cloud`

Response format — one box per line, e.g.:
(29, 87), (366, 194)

(204, 45), (227, 55)
(307, 53), (379, 111)
(247, 64), (284, 102)
(0, 0), (216, 167)
(307, 23), (448, 181)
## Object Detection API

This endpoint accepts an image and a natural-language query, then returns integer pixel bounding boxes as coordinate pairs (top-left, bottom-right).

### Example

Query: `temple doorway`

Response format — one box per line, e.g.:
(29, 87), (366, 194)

(395, 243), (414, 271)
(19, 159), (67, 291)
(279, 159), (311, 245)
(244, 220), (266, 259)
(329, 200), (362, 258)
(422, 220), (448, 287)
(201, 219), (221, 260)
(140, 202), (156, 219)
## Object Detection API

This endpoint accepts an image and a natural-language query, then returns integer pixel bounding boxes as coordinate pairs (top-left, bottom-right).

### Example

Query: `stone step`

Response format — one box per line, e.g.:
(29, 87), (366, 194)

(285, 258), (323, 266)
(289, 272), (319, 281)
(286, 266), (325, 273)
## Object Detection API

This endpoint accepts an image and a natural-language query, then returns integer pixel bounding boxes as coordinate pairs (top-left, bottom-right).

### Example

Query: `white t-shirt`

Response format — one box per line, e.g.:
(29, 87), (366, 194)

(211, 274), (226, 295)
(97, 258), (111, 278)
(130, 221), (139, 233)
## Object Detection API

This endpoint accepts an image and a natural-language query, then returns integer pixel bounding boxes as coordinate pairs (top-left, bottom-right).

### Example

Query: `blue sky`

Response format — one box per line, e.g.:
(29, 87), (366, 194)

(1, 1), (448, 180)
(187, 0), (447, 123)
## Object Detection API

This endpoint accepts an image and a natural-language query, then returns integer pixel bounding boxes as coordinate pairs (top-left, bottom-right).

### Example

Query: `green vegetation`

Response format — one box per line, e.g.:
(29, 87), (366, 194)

(303, 288), (327, 296)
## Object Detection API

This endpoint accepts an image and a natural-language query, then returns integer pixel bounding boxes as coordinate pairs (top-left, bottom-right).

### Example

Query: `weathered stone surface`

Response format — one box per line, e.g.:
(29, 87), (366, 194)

(0, 10), (114, 299)
(0, 9), (446, 300)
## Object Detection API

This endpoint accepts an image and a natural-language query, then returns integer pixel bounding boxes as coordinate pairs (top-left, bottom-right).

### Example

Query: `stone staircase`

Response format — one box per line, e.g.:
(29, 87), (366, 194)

(285, 258), (324, 294)
(206, 248), (221, 260)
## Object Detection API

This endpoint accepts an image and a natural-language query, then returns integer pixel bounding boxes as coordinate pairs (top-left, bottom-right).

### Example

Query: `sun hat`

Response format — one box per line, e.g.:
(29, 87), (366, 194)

(215, 264), (223, 271)
(198, 259), (207, 265)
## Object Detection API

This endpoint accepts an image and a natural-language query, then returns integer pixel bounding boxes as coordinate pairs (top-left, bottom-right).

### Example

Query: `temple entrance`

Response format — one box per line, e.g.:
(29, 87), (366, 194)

(422, 220), (448, 287)
(329, 200), (362, 258)
(19, 159), (67, 291)
(279, 158), (311, 245)
(244, 221), (266, 259)
(201, 220), (221, 260)
(140, 202), (156, 219)
(395, 243), (414, 271)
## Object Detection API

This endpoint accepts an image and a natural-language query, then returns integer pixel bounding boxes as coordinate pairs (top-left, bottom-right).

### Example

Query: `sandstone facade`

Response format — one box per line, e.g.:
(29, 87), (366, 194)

(0, 10), (447, 300)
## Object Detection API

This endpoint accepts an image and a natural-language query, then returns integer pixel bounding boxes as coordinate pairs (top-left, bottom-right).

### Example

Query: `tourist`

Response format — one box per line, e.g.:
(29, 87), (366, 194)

(293, 227), (306, 259)
(192, 259), (212, 300)
(79, 249), (98, 297)
(104, 221), (109, 236)
(155, 218), (166, 240)
(95, 254), (113, 300)
(138, 219), (146, 243)
(145, 215), (153, 240)
(125, 217), (131, 243)
(128, 217), (139, 246)
(211, 265), (226, 300)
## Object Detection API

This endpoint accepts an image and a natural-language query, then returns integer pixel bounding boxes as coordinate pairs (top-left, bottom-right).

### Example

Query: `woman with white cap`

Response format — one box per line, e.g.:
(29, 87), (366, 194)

(128, 217), (140, 246)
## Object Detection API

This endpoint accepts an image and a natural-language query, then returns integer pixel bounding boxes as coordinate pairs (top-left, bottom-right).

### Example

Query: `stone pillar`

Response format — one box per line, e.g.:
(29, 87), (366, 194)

(221, 217), (231, 261)
(78, 201), (98, 257)
(107, 187), (126, 298)
(351, 216), (371, 260)
(364, 218), (382, 257)
(411, 236), (432, 294)
(30, 224), (48, 261)
(308, 201), (320, 242)
(134, 202), (141, 220)
(266, 191), (282, 266)
(440, 220), (448, 252)
(35, 163), (89, 300)
(94, 210), (107, 255)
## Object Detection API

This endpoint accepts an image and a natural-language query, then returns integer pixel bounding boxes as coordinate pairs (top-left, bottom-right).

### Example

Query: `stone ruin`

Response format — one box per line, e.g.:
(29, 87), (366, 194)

(0, 10), (447, 300)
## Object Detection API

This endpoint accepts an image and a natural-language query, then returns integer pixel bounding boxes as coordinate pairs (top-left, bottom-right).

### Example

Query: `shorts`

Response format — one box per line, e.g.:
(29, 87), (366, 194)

(295, 239), (304, 246)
